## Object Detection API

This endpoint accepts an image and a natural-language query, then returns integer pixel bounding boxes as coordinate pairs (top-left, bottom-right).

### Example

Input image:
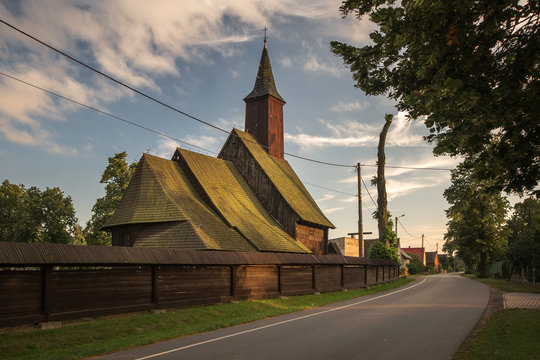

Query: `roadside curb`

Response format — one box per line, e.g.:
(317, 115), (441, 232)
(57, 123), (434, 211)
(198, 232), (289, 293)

(452, 286), (504, 360)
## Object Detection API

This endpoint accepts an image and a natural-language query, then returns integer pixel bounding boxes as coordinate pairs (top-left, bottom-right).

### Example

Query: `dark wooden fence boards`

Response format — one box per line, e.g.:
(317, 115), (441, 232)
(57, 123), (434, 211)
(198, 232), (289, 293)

(0, 242), (398, 327)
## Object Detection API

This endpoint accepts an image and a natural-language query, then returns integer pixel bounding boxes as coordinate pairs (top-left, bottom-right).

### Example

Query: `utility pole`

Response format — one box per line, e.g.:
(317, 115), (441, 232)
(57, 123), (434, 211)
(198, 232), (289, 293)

(357, 163), (364, 257)
(395, 214), (404, 240)
(422, 234), (424, 249)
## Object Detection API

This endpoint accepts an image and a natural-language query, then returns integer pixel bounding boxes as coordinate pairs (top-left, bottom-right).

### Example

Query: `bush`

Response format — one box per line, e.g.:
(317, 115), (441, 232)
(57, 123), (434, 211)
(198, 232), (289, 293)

(368, 241), (399, 262)
(407, 254), (425, 275)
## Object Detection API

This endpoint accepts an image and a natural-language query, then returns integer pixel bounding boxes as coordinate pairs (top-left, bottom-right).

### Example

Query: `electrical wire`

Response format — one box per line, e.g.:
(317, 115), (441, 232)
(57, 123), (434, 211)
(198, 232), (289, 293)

(1, 19), (456, 172)
(361, 177), (378, 209)
(303, 182), (356, 196)
(0, 70), (360, 198)
(0, 19), (354, 169)
(0, 71), (218, 155)
(397, 219), (421, 239)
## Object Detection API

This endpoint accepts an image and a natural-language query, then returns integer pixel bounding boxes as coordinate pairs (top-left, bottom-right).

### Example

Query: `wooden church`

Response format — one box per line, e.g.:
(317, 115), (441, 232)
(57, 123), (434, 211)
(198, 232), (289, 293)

(102, 39), (334, 254)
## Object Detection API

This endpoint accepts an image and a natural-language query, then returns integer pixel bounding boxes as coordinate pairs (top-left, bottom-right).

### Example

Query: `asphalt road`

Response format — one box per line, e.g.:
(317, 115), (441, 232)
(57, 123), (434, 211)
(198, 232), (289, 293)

(96, 274), (489, 360)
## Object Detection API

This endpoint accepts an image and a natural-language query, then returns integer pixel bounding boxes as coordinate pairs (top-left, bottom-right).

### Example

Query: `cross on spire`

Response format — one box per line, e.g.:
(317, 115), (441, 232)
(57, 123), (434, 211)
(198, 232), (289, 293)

(263, 26), (268, 47)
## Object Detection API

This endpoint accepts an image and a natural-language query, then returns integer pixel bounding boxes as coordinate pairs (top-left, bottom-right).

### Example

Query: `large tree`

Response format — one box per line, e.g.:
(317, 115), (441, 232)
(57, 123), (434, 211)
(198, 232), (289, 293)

(505, 197), (540, 280)
(331, 0), (540, 195)
(84, 152), (137, 246)
(443, 163), (509, 276)
(0, 180), (77, 244)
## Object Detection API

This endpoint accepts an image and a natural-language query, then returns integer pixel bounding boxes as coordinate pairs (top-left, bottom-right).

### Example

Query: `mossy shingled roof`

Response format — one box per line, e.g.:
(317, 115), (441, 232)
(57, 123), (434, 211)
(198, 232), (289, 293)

(103, 154), (255, 252)
(231, 129), (335, 228)
(178, 149), (310, 253)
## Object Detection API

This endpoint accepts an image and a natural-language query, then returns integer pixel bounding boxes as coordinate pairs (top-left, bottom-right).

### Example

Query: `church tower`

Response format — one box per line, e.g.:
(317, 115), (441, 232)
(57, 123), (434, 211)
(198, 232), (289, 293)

(244, 37), (285, 159)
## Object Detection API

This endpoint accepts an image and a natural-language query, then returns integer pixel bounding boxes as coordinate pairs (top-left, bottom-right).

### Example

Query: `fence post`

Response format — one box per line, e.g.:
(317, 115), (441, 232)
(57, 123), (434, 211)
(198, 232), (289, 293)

(341, 264), (345, 289)
(364, 265), (368, 287)
(152, 265), (159, 309)
(230, 266), (237, 301)
(312, 265), (317, 293)
(41, 266), (52, 322)
(277, 265), (282, 295)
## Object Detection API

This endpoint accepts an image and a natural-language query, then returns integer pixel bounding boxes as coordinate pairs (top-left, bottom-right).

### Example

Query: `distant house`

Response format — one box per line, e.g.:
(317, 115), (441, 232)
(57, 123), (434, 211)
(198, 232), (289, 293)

(328, 236), (359, 257)
(400, 249), (412, 265)
(102, 39), (334, 254)
(405, 247), (426, 265)
(426, 251), (439, 269)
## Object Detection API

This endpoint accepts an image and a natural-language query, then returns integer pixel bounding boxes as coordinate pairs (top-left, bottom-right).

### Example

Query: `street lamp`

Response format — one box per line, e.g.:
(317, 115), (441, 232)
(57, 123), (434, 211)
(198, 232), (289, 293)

(395, 214), (405, 238)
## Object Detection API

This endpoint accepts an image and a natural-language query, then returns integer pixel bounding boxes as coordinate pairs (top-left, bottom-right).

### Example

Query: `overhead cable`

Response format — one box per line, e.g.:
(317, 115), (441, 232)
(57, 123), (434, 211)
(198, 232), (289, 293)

(1, 19), (456, 172)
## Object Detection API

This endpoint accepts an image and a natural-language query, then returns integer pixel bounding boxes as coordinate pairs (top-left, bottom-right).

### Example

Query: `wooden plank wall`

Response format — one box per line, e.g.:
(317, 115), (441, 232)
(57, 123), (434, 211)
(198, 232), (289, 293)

(0, 263), (399, 327)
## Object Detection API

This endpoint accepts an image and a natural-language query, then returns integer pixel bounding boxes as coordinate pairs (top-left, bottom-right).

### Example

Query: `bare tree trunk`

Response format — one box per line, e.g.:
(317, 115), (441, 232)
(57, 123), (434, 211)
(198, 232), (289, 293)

(377, 114), (393, 246)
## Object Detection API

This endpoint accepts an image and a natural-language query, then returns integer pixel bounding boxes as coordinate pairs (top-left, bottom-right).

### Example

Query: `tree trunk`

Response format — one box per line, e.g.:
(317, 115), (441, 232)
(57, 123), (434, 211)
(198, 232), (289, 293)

(377, 114), (393, 246)
(479, 252), (487, 277)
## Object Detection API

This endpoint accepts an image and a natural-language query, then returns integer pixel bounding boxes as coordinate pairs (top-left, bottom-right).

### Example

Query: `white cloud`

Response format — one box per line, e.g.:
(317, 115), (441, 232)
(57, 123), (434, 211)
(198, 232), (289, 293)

(156, 138), (181, 158)
(0, 0), (376, 154)
(182, 134), (220, 149)
(302, 56), (344, 77)
(285, 111), (429, 152)
(330, 101), (367, 112)
(285, 132), (376, 151)
(280, 57), (293, 68)
(316, 194), (335, 202)
(321, 207), (345, 214)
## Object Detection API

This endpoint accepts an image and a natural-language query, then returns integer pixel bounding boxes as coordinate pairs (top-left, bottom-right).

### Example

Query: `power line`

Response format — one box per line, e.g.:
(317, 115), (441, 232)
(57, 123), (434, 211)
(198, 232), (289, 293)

(361, 177), (378, 209)
(1, 70), (358, 199)
(0, 19), (354, 169)
(398, 220), (421, 239)
(303, 182), (356, 197)
(1, 19), (456, 173)
(0, 71), (218, 155)
(361, 164), (453, 171)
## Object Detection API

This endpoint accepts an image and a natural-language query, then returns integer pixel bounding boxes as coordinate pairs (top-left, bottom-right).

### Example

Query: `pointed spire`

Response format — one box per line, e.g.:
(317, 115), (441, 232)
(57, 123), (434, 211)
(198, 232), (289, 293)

(244, 37), (285, 103)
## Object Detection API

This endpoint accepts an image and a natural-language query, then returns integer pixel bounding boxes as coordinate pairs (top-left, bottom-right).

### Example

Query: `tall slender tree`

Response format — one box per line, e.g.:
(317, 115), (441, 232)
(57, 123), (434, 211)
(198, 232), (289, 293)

(376, 114), (393, 245)
(444, 163), (509, 276)
(85, 152), (137, 246)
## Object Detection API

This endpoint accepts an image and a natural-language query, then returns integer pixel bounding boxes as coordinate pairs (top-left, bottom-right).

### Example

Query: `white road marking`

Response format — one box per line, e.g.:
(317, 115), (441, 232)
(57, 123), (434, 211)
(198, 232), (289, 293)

(135, 277), (428, 360)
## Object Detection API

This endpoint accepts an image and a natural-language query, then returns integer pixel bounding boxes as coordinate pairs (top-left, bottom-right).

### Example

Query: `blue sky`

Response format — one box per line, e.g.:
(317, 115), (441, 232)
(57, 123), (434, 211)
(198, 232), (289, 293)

(0, 0), (463, 251)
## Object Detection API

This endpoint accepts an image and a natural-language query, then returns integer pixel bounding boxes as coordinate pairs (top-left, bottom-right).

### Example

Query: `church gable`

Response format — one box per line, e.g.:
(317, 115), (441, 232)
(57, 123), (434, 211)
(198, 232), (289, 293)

(103, 153), (256, 252)
(174, 148), (310, 253)
(220, 129), (334, 230)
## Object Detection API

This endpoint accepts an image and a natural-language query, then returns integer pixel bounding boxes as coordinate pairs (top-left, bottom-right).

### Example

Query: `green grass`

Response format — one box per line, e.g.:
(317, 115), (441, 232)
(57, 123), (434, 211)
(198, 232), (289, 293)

(462, 274), (540, 293)
(457, 309), (540, 360)
(0, 278), (413, 360)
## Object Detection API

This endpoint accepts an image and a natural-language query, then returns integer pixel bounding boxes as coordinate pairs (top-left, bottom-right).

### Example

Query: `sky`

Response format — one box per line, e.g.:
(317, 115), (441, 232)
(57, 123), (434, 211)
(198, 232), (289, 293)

(0, 0), (463, 252)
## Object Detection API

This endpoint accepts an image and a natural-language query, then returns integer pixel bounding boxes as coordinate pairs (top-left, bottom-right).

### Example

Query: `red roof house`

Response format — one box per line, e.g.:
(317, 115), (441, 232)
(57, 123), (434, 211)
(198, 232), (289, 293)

(405, 247), (426, 265)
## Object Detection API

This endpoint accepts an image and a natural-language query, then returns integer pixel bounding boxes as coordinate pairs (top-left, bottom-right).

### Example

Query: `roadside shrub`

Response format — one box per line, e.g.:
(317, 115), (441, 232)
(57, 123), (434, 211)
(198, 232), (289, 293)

(407, 254), (425, 275)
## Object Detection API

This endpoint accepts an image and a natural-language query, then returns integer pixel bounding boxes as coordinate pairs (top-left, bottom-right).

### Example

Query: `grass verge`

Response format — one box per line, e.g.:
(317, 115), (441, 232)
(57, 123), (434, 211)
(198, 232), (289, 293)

(0, 278), (413, 360)
(455, 309), (540, 360)
(462, 274), (540, 293)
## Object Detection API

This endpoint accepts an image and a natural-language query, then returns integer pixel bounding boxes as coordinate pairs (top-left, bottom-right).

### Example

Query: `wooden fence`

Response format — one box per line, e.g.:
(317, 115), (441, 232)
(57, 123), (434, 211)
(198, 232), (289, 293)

(0, 242), (398, 327)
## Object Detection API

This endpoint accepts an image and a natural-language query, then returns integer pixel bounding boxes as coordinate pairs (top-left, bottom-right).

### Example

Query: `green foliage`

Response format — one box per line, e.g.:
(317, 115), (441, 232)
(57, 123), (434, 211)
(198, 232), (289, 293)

(456, 309), (540, 360)
(84, 152), (137, 246)
(372, 210), (398, 247)
(0, 180), (77, 244)
(368, 240), (399, 261)
(407, 253), (425, 275)
(505, 198), (540, 281)
(438, 254), (459, 272)
(331, 0), (540, 195)
(443, 163), (509, 276)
